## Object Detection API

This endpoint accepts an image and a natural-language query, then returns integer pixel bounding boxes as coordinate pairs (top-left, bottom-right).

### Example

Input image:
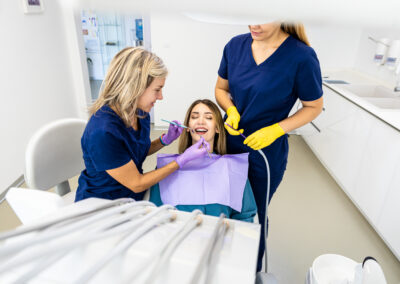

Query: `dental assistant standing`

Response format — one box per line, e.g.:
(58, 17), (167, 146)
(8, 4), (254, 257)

(75, 47), (209, 202)
(215, 22), (323, 271)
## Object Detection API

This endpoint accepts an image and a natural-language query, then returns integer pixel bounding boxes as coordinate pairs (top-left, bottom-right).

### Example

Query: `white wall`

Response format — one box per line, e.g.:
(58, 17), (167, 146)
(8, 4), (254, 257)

(150, 13), (362, 126)
(150, 12), (248, 127)
(306, 23), (362, 70)
(0, 0), (83, 192)
(354, 27), (400, 87)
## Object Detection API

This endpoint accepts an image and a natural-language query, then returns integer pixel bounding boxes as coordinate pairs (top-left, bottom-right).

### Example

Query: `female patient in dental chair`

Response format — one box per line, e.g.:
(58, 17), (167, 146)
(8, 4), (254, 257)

(150, 99), (257, 222)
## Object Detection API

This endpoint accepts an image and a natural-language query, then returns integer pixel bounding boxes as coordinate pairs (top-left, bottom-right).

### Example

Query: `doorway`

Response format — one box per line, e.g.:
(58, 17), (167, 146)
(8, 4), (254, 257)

(80, 11), (154, 122)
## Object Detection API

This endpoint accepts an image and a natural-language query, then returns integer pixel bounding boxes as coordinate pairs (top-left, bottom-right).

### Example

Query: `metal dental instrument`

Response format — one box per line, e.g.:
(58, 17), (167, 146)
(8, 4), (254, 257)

(206, 149), (212, 158)
(142, 210), (203, 284)
(224, 122), (247, 139)
(202, 140), (212, 159)
(190, 213), (228, 284)
(0, 198), (134, 242)
(75, 209), (176, 284)
(0, 201), (154, 257)
(121, 210), (203, 284)
(161, 119), (193, 131)
(161, 118), (212, 158)
(0, 205), (174, 275)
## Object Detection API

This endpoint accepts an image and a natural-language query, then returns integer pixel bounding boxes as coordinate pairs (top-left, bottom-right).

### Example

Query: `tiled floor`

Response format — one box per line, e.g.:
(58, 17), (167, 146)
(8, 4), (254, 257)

(1, 133), (399, 283)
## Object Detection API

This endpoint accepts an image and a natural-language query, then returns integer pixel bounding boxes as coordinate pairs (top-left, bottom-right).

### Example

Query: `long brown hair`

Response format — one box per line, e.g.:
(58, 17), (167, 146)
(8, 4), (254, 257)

(280, 22), (310, 46)
(178, 99), (227, 155)
(90, 47), (167, 127)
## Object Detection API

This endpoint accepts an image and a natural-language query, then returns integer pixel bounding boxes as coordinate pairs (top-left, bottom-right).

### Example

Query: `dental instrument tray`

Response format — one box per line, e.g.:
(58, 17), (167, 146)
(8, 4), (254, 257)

(0, 189), (260, 284)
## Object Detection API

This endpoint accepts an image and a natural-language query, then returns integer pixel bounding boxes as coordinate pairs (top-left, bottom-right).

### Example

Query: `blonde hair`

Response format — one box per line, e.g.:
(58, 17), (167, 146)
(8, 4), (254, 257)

(178, 99), (227, 155)
(90, 47), (167, 126)
(280, 22), (310, 46)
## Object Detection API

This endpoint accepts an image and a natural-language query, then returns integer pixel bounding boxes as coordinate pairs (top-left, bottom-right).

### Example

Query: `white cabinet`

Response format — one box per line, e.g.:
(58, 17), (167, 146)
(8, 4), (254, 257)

(353, 118), (400, 224)
(377, 159), (400, 259)
(303, 87), (372, 197)
(302, 85), (400, 260)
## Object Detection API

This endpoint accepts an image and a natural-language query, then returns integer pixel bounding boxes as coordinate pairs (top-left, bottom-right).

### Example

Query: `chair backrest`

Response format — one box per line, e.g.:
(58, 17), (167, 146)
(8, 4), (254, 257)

(25, 118), (87, 193)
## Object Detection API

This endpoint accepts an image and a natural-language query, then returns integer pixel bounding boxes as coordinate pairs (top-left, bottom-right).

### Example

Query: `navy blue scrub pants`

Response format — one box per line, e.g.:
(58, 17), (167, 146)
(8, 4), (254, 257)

(248, 167), (285, 272)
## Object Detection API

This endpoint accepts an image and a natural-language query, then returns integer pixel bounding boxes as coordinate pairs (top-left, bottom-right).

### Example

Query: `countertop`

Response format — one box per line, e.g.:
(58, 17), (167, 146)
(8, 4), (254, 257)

(322, 69), (400, 132)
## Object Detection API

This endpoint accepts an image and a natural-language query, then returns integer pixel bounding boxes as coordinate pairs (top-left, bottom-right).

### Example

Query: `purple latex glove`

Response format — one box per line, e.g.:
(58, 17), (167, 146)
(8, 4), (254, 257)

(163, 120), (184, 145)
(175, 137), (210, 168)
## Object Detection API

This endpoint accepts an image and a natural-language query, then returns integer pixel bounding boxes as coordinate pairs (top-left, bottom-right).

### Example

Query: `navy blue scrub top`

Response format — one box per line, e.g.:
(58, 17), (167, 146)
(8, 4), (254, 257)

(75, 105), (151, 202)
(218, 34), (322, 176)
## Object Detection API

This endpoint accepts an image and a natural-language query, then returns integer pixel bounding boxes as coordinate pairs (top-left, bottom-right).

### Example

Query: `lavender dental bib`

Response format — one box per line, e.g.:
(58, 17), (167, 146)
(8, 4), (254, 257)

(157, 153), (249, 212)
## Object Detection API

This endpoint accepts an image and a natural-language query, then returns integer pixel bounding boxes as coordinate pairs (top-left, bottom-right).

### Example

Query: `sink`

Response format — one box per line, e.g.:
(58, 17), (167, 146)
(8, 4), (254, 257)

(364, 98), (400, 109)
(339, 84), (398, 98)
(333, 84), (400, 110)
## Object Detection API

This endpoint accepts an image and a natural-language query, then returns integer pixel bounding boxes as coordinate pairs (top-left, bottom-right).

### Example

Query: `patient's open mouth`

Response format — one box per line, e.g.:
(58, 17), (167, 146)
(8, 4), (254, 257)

(195, 127), (208, 135)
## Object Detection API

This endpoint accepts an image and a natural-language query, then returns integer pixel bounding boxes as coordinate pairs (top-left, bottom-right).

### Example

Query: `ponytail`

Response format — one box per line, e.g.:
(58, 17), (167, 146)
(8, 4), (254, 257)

(280, 22), (310, 46)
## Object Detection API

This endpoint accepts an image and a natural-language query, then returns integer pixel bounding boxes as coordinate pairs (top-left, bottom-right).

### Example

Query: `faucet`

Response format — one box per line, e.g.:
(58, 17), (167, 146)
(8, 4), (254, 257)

(368, 36), (390, 47)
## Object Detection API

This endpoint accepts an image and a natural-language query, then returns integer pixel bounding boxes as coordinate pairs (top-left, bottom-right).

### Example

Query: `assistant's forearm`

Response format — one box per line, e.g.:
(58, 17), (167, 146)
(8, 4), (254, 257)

(279, 105), (323, 133)
(215, 87), (234, 112)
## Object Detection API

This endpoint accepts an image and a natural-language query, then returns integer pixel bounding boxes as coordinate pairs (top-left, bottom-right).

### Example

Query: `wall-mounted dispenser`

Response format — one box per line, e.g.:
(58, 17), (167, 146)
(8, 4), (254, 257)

(385, 39), (400, 70)
(369, 37), (390, 65)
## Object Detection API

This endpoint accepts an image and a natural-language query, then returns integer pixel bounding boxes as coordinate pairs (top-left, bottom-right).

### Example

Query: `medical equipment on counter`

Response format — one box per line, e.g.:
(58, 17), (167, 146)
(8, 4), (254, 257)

(0, 188), (260, 284)
(306, 254), (387, 284)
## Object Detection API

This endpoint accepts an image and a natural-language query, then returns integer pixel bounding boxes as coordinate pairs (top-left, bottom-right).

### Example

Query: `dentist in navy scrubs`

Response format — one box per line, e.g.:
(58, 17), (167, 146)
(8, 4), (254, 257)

(75, 47), (210, 202)
(215, 22), (323, 271)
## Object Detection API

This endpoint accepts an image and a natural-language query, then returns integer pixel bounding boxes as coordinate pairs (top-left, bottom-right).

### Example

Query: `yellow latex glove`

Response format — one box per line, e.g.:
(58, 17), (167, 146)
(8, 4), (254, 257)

(244, 123), (285, 150)
(224, 106), (244, 136)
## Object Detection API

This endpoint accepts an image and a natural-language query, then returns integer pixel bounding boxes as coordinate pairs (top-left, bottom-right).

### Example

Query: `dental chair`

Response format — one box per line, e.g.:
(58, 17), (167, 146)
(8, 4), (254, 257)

(7, 118), (87, 224)
(25, 118), (87, 197)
